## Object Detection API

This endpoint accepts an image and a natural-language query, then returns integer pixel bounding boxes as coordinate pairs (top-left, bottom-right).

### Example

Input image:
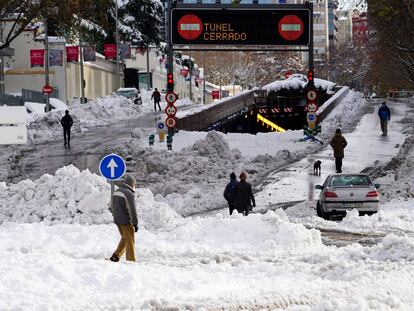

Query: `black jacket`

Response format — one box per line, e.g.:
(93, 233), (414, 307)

(151, 91), (161, 102)
(61, 114), (73, 129)
(234, 180), (256, 212)
(110, 183), (138, 226)
(223, 178), (237, 204)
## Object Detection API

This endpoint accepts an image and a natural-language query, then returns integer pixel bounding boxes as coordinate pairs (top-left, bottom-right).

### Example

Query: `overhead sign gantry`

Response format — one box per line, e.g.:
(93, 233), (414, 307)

(171, 8), (311, 46)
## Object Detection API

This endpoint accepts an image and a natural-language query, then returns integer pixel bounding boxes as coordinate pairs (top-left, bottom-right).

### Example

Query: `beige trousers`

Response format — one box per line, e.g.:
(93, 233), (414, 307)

(114, 224), (136, 261)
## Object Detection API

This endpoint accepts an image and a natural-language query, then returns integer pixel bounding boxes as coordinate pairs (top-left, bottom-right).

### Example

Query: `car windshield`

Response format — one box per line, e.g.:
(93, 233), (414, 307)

(117, 91), (136, 98)
(330, 175), (372, 187)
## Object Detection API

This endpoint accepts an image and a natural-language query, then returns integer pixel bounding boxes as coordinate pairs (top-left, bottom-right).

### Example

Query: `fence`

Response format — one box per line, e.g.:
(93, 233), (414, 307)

(0, 89), (59, 106)
(0, 93), (22, 106)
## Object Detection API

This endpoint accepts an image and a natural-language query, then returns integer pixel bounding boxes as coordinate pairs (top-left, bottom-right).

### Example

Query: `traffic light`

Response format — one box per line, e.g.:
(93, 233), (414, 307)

(167, 73), (174, 91)
(308, 70), (314, 84)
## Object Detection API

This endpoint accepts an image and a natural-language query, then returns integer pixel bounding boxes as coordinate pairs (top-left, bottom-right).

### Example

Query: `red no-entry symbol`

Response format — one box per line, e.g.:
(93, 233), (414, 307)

(177, 14), (203, 40)
(278, 15), (304, 41)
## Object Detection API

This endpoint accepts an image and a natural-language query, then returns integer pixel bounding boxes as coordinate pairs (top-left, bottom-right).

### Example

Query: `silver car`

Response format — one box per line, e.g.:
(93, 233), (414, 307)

(315, 174), (380, 220)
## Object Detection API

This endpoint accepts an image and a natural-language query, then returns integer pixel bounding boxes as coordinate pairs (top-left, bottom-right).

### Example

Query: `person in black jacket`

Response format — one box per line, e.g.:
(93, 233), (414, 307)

(223, 172), (237, 215)
(151, 88), (161, 111)
(109, 174), (138, 262)
(60, 110), (73, 147)
(234, 172), (256, 216)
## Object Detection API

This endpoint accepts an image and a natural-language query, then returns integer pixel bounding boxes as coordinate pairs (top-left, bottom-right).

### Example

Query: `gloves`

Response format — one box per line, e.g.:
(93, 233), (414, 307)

(133, 224), (138, 233)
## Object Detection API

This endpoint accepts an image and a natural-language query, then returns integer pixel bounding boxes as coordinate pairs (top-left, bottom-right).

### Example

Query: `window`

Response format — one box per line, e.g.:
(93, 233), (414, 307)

(330, 175), (373, 187)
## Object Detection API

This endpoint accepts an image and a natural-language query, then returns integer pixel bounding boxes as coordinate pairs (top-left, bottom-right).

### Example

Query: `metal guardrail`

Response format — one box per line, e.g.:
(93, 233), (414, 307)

(316, 86), (350, 123)
(176, 91), (255, 131)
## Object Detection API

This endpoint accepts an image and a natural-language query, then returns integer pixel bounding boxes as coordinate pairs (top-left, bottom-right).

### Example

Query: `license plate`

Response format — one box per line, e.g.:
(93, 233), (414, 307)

(343, 203), (362, 208)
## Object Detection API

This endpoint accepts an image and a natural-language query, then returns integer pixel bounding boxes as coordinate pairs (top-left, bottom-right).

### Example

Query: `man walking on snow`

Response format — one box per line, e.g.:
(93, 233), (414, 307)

(234, 172), (256, 216)
(60, 110), (73, 147)
(151, 88), (161, 111)
(109, 174), (138, 262)
(223, 172), (237, 215)
(330, 128), (348, 173)
(378, 102), (391, 136)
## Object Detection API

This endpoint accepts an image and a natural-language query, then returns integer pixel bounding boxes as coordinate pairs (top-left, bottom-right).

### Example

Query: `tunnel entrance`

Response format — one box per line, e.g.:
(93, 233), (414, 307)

(208, 91), (309, 134)
(215, 110), (307, 134)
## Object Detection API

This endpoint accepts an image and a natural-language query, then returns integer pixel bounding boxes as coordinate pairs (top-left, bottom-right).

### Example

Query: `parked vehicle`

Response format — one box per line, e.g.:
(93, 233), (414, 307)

(315, 174), (380, 220)
(116, 88), (141, 104)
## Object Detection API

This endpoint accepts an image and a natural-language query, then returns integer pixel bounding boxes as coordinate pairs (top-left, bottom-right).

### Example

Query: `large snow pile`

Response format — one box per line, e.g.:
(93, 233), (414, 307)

(27, 110), (82, 145)
(0, 165), (182, 230)
(69, 95), (143, 128)
(262, 74), (336, 94)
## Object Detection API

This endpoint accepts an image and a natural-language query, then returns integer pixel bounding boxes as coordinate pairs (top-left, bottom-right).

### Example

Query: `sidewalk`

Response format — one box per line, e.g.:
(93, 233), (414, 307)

(255, 100), (410, 211)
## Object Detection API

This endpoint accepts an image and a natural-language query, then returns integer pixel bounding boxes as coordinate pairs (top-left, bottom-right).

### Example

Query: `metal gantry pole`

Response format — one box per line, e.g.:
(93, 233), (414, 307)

(166, 0), (173, 93)
(115, 0), (120, 90)
(203, 51), (206, 105)
(189, 49), (192, 101)
(44, 18), (51, 112)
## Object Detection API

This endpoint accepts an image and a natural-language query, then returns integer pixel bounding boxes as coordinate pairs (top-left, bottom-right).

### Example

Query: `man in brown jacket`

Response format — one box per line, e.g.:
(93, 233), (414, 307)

(330, 128), (348, 173)
(109, 174), (138, 262)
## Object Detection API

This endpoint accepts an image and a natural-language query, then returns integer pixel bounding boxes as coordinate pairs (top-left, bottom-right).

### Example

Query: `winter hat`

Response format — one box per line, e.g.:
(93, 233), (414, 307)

(335, 128), (341, 134)
(230, 172), (236, 179)
(124, 174), (136, 188)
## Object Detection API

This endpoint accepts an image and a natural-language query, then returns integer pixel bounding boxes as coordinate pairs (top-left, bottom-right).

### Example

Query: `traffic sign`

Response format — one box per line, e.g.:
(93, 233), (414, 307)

(99, 154), (126, 181)
(165, 104), (177, 116)
(165, 92), (178, 104)
(306, 102), (318, 113)
(307, 112), (317, 123)
(171, 7), (311, 46)
(177, 14), (203, 40)
(42, 85), (53, 95)
(165, 117), (177, 128)
(278, 15), (304, 41)
(306, 89), (317, 101)
(157, 121), (166, 132)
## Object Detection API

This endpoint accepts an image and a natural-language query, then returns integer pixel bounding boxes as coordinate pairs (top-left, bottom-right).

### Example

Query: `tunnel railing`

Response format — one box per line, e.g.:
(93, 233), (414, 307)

(316, 86), (350, 124)
(176, 91), (256, 131)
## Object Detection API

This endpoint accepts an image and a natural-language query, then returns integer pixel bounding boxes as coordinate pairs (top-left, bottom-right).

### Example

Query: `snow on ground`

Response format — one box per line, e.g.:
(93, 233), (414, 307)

(2, 96), (414, 308)
(1, 178), (414, 309)
(25, 92), (196, 145)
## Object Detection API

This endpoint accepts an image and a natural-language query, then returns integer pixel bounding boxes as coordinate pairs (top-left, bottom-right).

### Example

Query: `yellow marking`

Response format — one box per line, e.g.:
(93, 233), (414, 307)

(257, 113), (286, 133)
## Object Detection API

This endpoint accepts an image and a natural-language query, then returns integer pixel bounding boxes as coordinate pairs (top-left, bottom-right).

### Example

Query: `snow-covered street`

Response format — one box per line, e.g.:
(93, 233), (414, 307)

(1, 92), (414, 309)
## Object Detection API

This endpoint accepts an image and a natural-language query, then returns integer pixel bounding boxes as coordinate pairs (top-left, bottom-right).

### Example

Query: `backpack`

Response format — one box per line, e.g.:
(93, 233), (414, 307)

(224, 181), (237, 202)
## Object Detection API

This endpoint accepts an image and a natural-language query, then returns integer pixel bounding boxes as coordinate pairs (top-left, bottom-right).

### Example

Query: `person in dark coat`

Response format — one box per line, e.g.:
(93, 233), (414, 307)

(234, 172), (256, 216)
(60, 110), (73, 147)
(378, 102), (391, 136)
(330, 128), (348, 173)
(151, 88), (161, 111)
(223, 172), (237, 215)
(109, 174), (138, 262)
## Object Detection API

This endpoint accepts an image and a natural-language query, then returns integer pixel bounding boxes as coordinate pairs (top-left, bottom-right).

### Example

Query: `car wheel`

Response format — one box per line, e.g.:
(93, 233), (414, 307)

(316, 201), (323, 217)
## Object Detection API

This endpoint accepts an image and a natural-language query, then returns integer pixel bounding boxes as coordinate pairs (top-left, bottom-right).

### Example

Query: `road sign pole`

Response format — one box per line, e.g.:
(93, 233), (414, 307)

(307, 1), (314, 83)
(167, 0), (174, 93)
(44, 17), (51, 112)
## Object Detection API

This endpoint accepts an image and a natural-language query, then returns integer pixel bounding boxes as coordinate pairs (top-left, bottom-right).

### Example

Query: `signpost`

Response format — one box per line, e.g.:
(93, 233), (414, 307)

(166, 117), (177, 128)
(165, 91), (178, 133)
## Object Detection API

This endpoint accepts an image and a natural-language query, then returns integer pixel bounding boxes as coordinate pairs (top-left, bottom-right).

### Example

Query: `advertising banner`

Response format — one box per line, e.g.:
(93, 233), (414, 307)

(66, 46), (79, 62)
(119, 43), (131, 60)
(49, 49), (63, 66)
(30, 49), (45, 67)
(104, 44), (117, 59)
(83, 46), (96, 62)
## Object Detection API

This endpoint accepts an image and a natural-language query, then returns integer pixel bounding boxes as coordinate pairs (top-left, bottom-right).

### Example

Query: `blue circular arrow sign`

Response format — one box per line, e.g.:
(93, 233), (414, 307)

(99, 154), (126, 181)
